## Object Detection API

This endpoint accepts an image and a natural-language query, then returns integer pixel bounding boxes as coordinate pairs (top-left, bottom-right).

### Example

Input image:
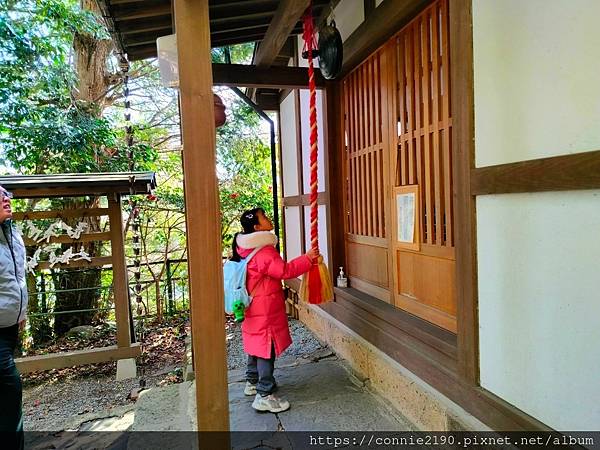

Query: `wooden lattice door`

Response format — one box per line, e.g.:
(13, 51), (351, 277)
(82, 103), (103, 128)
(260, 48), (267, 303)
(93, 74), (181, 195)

(342, 48), (392, 301)
(342, 0), (456, 331)
(389, 0), (456, 332)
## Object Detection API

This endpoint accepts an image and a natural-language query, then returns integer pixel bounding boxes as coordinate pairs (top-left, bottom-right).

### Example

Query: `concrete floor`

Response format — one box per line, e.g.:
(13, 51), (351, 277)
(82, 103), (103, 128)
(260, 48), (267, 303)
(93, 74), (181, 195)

(26, 349), (414, 450)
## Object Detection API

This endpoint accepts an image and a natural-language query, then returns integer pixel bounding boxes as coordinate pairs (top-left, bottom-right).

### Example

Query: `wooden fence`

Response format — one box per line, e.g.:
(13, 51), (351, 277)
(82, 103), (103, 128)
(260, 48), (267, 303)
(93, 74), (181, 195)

(14, 195), (140, 373)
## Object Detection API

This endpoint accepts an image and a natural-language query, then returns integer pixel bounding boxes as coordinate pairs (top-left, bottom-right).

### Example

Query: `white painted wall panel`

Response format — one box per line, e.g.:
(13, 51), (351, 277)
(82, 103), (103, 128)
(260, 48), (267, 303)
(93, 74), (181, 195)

(473, 0), (600, 167)
(333, 0), (364, 42)
(297, 36), (319, 69)
(280, 92), (299, 197)
(303, 204), (329, 266)
(284, 206), (302, 262)
(477, 191), (600, 430)
(299, 89), (326, 195)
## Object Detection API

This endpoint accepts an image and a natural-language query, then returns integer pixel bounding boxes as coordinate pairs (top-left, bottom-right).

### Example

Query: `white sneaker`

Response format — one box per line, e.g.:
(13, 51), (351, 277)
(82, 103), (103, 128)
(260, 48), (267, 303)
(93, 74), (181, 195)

(252, 393), (290, 413)
(244, 382), (257, 396)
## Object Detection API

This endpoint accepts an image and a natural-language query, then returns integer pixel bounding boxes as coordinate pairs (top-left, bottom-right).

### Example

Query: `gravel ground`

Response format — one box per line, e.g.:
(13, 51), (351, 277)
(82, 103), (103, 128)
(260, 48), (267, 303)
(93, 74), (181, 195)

(226, 318), (326, 370)
(23, 365), (182, 431)
(24, 318), (324, 431)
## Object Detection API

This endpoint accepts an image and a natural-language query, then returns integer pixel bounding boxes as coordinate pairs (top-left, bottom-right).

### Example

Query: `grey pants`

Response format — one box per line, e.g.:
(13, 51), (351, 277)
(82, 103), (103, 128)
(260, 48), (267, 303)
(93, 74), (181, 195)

(246, 343), (277, 396)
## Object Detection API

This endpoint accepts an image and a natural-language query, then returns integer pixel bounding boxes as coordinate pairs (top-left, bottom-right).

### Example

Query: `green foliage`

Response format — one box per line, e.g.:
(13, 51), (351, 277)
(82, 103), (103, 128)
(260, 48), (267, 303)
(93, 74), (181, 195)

(0, 0), (155, 174)
(211, 43), (254, 64)
(1, 1), (272, 328)
(216, 92), (274, 253)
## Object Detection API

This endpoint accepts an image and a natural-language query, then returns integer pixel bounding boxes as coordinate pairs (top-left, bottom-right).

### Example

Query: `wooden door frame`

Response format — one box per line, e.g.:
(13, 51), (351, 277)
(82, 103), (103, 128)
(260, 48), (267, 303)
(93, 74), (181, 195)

(449, 0), (479, 385)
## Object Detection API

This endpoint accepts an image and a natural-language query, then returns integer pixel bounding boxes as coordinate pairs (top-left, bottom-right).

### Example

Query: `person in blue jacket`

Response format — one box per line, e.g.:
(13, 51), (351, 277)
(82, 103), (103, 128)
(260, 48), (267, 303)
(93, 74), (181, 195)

(0, 185), (27, 450)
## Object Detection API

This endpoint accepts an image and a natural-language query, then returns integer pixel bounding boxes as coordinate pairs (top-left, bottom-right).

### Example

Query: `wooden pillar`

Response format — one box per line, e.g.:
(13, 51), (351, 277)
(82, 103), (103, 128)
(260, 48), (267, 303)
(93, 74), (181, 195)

(450, 0), (479, 385)
(324, 81), (346, 278)
(174, 0), (230, 438)
(107, 194), (131, 348)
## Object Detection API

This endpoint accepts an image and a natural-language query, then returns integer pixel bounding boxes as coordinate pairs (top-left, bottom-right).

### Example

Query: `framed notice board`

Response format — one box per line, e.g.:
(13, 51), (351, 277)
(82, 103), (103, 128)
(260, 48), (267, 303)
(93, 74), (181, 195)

(393, 185), (420, 251)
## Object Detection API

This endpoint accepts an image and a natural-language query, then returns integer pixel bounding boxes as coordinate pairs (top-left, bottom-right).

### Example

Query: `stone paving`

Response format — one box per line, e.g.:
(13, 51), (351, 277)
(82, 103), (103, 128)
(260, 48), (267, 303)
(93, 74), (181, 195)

(228, 351), (412, 433)
(26, 345), (414, 449)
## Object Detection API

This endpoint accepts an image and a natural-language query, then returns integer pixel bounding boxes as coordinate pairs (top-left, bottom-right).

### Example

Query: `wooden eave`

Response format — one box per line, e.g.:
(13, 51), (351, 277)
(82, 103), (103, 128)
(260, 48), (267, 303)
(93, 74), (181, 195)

(99, 0), (331, 62)
(0, 172), (156, 198)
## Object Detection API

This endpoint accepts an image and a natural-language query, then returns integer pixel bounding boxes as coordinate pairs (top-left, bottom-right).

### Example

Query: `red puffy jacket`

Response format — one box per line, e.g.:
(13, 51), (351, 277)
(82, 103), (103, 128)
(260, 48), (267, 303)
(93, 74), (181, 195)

(237, 231), (312, 359)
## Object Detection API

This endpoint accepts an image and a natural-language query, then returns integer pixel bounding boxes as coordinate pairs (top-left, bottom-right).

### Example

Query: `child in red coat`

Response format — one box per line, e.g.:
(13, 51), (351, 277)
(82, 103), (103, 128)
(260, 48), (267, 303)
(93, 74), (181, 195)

(231, 208), (318, 413)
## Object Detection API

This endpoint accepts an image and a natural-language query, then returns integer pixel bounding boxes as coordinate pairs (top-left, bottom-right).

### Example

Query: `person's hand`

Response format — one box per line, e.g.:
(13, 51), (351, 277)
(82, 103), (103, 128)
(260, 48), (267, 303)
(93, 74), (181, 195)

(306, 248), (320, 263)
(19, 320), (25, 332)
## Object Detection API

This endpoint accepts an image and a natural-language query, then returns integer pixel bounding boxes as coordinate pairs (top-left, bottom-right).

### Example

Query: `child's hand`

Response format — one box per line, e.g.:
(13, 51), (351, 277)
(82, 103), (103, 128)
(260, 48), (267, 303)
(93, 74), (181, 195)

(306, 248), (320, 262)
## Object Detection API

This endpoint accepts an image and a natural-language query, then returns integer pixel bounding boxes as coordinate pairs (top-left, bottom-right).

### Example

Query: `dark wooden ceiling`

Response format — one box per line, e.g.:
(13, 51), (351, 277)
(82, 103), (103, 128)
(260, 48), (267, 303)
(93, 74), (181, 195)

(101, 0), (332, 61)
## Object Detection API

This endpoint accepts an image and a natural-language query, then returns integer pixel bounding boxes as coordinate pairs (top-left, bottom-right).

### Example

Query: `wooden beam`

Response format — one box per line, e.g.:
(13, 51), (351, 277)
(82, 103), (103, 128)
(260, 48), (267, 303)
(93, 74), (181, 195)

(282, 192), (327, 207)
(212, 29), (268, 44)
(36, 256), (113, 271)
(255, 92), (280, 111)
(108, 194), (132, 348)
(450, 0), (479, 385)
(211, 10), (274, 26)
(109, 0), (147, 5)
(254, 0), (310, 68)
(12, 208), (110, 221)
(23, 232), (111, 247)
(211, 16), (272, 34)
(16, 344), (140, 374)
(113, 3), (171, 21)
(212, 63), (325, 89)
(341, 0), (432, 76)
(209, 2), (274, 22)
(364, 0), (376, 17)
(471, 150), (600, 195)
(174, 0), (230, 439)
(119, 16), (173, 35)
(325, 82), (347, 282)
(123, 29), (171, 46)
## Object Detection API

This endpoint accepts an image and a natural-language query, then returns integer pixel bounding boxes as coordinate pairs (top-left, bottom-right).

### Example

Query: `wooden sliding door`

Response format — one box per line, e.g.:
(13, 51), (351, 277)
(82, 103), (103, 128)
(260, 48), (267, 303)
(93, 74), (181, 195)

(389, 0), (456, 332)
(342, 48), (392, 302)
(343, 0), (457, 332)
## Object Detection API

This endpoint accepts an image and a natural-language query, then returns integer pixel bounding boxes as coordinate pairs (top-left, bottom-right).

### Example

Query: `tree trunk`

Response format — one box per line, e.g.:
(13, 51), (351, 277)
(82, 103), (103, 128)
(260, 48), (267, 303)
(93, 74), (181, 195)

(73, 0), (114, 110)
(52, 1), (117, 336)
(155, 280), (163, 320)
(27, 270), (52, 347)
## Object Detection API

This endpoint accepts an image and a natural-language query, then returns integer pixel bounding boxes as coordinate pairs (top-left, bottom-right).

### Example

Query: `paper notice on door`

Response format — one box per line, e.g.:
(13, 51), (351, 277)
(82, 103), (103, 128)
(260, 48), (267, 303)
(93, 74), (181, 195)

(397, 192), (415, 243)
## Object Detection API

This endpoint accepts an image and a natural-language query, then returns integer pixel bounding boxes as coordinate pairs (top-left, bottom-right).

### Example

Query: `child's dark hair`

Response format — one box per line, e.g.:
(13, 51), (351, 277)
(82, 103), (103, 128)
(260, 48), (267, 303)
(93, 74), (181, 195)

(230, 207), (265, 262)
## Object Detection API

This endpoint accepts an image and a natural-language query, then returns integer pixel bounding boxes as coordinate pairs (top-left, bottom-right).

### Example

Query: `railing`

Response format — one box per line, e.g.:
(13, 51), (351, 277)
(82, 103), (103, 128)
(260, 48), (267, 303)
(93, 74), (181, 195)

(25, 259), (189, 329)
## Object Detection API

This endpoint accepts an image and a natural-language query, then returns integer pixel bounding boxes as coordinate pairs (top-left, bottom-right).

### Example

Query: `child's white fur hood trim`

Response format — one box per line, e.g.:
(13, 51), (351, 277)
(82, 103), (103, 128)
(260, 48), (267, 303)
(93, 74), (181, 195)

(237, 231), (278, 249)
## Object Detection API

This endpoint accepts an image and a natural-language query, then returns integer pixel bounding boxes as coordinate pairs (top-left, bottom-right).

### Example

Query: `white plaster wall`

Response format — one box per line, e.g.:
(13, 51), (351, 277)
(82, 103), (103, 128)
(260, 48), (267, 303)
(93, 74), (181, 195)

(477, 191), (600, 430)
(473, 0), (600, 167)
(280, 93), (299, 197)
(474, 0), (600, 430)
(299, 89), (326, 195)
(284, 206), (302, 261)
(304, 204), (329, 266)
(333, 0), (364, 42)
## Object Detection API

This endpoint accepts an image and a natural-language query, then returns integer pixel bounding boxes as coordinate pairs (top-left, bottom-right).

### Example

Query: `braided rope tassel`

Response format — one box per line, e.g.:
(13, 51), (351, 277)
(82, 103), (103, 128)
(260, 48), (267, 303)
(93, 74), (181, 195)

(300, 7), (334, 304)
(306, 16), (319, 253)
